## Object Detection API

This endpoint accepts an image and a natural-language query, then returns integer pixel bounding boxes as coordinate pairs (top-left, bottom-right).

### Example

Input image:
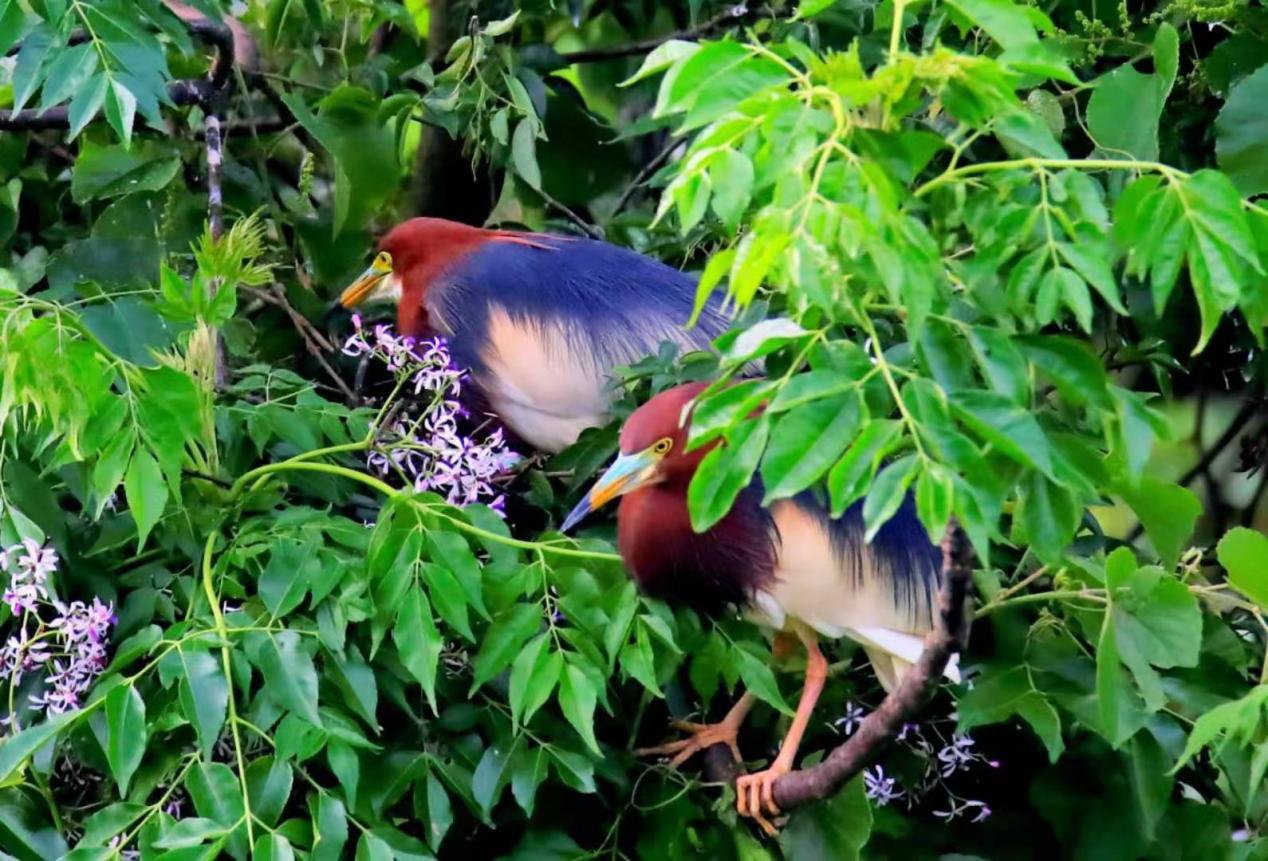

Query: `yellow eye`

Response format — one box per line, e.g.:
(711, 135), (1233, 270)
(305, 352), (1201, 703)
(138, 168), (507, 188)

(652, 437), (673, 456)
(375, 251), (393, 270)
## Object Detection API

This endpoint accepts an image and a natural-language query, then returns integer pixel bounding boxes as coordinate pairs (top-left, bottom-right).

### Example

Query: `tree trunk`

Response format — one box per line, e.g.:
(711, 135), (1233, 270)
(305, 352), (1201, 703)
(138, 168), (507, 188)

(410, 0), (493, 224)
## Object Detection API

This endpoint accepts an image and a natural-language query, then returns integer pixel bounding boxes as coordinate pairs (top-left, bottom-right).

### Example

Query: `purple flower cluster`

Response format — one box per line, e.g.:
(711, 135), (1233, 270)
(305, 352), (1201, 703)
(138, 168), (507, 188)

(836, 700), (996, 823)
(342, 316), (519, 511)
(0, 541), (115, 717)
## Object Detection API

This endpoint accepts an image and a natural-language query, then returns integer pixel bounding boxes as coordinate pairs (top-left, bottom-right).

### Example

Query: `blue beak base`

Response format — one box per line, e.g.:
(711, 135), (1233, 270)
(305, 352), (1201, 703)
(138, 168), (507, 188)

(558, 451), (656, 534)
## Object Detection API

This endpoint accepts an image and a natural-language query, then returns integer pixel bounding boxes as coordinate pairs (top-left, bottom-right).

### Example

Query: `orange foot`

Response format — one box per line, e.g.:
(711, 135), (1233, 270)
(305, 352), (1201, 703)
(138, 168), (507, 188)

(736, 762), (790, 836)
(634, 718), (743, 768)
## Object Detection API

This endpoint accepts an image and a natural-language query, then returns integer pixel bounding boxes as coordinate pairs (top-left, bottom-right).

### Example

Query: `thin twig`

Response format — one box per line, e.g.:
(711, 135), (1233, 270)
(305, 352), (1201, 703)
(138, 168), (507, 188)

(610, 136), (680, 220)
(247, 286), (359, 405)
(770, 520), (974, 810)
(557, 3), (754, 64)
(530, 185), (604, 239)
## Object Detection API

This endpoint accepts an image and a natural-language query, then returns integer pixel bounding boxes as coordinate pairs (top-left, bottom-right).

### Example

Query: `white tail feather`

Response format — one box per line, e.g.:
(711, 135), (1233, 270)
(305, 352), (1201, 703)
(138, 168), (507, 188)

(851, 626), (962, 687)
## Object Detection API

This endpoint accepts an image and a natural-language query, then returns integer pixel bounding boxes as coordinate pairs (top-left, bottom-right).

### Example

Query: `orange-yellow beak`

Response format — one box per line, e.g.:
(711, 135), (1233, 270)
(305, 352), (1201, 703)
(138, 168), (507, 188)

(338, 253), (394, 308)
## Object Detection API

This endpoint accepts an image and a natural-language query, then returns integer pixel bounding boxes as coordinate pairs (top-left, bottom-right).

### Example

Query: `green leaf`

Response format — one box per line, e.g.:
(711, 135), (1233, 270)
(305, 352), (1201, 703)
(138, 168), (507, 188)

(1021, 471), (1080, 563)
(395, 585), (443, 712)
(1216, 65), (1268, 196)
(40, 42), (97, 110)
(246, 757), (293, 827)
(472, 742), (512, 816)
(958, 666), (1064, 762)
(280, 87), (399, 236)
(124, 447), (168, 551)
(1127, 730), (1173, 840)
(687, 415), (770, 531)
(1058, 242), (1125, 313)
(0, 0), (26, 56)
(950, 390), (1054, 477)
(418, 770), (453, 851)
(827, 420), (903, 516)
(1118, 477), (1201, 569)
(621, 40), (700, 87)
(1218, 527), (1268, 609)
(943, 0), (1038, 49)
(709, 148), (754, 228)
(661, 41), (789, 130)
(915, 463), (954, 539)
(103, 685), (146, 794)
(966, 326), (1028, 405)
(356, 832), (393, 861)
(1116, 568), (1203, 671)
(177, 649), (228, 761)
(471, 603), (541, 692)
(421, 562), (473, 641)
(252, 834), (296, 861)
(186, 762), (245, 832)
(689, 379), (773, 446)
(762, 396), (861, 502)
(71, 141), (180, 203)
(311, 791), (348, 861)
(78, 802), (147, 847)
(260, 539), (318, 618)
(1096, 607), (1123, 745)
(862, 455), (918, 541)
(152, 817), (228, 849)
(558, 662), (600, 754)
(778, 773), (872, 860)
(1087, 63), (1168, 161)
(327, 740), (359, 810)
(104, 81), (138, 147)
(1015, 335), (1111, 408)
(768, 372), (856, 413)
(509, 635), (561, 727)
(0, 711), (77, 785)
(735, 645), (790, 715)
(252, 631), (321, 725)
(511, 118), (542, 190)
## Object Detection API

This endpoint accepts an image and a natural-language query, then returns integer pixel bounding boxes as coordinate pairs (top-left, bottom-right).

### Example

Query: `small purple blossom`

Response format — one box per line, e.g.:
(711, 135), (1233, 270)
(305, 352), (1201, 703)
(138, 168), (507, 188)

(347, 317), (519, 511)
(863, 766), (902, 806)
(936, 734), (983, 777)
(934, 799), (991, 823)
(834, 701), (868, 735)
(2, 539), (55, 613)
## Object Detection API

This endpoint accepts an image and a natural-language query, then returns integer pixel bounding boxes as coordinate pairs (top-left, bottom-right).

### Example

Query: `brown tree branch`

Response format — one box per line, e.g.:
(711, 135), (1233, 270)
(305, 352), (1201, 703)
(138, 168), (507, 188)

(770, 520), (975, 810)
(557, 2), (755, 65)
(247, 286), (360, 405)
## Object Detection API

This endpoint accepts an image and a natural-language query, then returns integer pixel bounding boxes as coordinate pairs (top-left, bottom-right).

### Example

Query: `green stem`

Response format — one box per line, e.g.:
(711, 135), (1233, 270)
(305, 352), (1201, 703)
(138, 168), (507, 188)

(231, 443), (622, 563)
(889, 0), (907, 57)
(974, 589), (1107, 618)
(914, 156), (1186, 198)
(201, 531), (255, 849)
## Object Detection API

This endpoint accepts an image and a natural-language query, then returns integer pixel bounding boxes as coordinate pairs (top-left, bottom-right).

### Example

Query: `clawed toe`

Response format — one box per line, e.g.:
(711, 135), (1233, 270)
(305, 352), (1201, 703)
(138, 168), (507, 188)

(635, 720), (743, 768)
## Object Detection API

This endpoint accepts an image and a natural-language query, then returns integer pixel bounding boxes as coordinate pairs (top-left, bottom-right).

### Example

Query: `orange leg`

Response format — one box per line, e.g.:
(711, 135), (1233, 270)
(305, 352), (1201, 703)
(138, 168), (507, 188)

(636, 632), (797, 769)
(736, 623), (827, 829)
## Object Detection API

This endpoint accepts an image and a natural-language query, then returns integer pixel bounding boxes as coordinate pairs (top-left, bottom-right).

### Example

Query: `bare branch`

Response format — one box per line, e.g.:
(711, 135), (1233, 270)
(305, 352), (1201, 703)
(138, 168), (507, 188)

(769, 520), (975, 810)
(247, 286), (360, 406)
(557, 3), (755, 65)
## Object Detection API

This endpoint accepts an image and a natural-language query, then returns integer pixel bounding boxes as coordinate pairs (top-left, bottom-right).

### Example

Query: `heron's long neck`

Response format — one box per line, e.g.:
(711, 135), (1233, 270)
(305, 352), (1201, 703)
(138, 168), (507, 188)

(617, 481), (777, 615)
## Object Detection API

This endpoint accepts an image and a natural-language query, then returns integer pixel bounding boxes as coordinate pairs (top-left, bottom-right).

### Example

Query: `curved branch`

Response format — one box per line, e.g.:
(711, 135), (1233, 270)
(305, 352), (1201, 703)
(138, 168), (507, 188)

(770, 520), (975, 810)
